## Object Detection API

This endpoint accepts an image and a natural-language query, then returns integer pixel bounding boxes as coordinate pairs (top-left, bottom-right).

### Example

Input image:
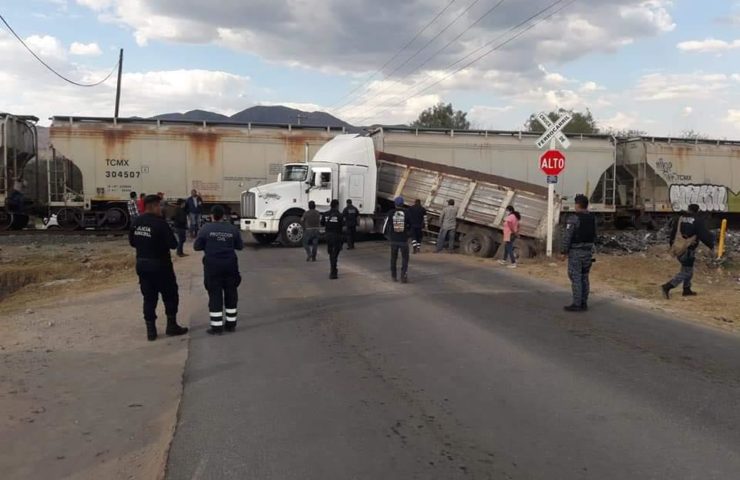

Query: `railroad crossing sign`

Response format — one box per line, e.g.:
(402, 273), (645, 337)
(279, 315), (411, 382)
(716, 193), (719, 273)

(539, 149), (566, 176)
(535, 112), (572, 150)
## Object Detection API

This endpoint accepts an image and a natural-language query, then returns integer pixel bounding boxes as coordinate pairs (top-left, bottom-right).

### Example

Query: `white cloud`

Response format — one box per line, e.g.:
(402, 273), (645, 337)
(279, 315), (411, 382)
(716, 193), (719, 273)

(634, 73), (731, 100)
(681, 106), (693, 117)
(727, 110), (740, 129)
(677, 38), (740, 53)
(467, 105), (514, 130)
(25, 35), (66, 59)
(601, 112), (640, 131)
(75, 0), (113, 10)
(69, 42), (102, 56)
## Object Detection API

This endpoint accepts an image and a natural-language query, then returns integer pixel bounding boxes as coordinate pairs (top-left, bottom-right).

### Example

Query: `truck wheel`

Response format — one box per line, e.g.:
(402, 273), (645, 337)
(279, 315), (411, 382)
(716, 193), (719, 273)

(462, 229), (495, 258)
(253, 233), (278, 245)
(279, 216), (304, 247)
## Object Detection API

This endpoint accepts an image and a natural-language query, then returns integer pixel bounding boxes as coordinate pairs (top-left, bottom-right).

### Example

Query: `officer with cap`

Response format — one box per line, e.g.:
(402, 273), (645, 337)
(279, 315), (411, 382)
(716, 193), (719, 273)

(194, 205), (244, 335)
(129, 194), (189, 341)
(322, 199), (344, 279)
(560, 194), (597, 312)
(385, 196), (411, 282)
(342, 199), (360, 249)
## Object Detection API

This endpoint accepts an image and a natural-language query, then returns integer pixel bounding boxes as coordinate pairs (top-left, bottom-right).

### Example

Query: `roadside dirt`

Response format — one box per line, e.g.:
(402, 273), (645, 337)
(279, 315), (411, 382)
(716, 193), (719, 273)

(492, 245), (740, 331)
(0, 238), (203, 480)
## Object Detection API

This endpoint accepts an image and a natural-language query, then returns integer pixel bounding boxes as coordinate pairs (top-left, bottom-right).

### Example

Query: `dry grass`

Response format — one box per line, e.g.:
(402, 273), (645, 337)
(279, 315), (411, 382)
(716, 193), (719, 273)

(504, 246), (740, 330)
(0, 240), (135, 315)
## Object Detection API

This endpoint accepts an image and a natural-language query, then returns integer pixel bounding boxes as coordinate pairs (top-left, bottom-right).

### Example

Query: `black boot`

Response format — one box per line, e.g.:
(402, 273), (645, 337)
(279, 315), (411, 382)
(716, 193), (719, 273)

(206, 325), (223, 335)
(661, 283), (673, 299)
(682, 288), (697, 297)
(165, 316), (189, 336)
(145, 321), (157, 341)
(330, 270), (338, 280)
(563, 304), (584, 312)
(581, 302), (588, 311)
(401, 274), (408, 284)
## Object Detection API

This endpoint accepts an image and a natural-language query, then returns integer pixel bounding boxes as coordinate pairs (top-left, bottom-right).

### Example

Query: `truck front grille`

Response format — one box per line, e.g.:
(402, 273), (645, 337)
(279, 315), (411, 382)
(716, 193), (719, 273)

(241, 192), (256, 218)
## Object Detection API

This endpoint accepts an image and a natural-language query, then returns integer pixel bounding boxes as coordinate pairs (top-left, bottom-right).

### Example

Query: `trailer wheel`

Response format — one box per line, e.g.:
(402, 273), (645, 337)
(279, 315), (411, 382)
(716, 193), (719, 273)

(279, 216), (304, 247)
(461, 229), (495, 258)
(253, 233), (278, 245)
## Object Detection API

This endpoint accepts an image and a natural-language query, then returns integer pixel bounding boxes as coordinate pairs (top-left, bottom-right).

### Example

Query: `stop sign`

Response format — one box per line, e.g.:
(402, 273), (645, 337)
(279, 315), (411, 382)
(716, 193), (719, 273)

(539, 149), (565, 176)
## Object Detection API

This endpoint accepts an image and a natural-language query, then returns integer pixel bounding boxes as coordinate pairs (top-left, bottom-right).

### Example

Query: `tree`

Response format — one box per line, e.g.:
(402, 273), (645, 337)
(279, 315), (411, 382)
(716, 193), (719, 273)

(410, 103), (470, 129)
(525, 108), (599, 134)
(604, 128), (647, 138)
(678, 129), (708, 140)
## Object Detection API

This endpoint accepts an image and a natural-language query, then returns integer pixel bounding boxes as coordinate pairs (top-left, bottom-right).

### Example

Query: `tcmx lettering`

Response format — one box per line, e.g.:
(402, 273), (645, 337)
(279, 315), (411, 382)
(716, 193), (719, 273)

(106, 158), (130, 167)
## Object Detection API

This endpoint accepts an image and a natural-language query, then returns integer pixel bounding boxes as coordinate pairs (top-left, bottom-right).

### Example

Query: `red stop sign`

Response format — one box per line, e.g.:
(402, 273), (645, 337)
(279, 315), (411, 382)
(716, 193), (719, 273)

(539, 149), (565, 176)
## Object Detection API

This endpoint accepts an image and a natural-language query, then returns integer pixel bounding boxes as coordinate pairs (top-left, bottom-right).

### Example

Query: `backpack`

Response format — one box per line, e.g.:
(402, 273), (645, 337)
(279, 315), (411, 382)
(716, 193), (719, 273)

(669, 217), (696, 258)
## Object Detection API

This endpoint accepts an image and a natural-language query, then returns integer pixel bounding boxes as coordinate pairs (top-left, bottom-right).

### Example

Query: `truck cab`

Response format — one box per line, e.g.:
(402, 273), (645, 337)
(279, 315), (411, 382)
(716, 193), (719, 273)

(240, 134), (377, 246)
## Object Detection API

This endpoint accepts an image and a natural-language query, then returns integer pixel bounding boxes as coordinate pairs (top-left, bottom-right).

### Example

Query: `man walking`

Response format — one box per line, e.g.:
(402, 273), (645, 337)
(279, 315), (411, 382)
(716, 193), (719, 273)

(322, 199), (343, 279)
(386, 196), (411, 283)
(129, 194), (189, 341)
(342, 199), (359, 249)
(185, 189), (203, 238)
(301, 200), (321, 261)
(408, 199), (426, 254)
(128, 191), (139, 222)
(194, 205), (244, 335)
(661, 204), (714, 299)
(171, 199), (189, 257)
(560, 194), (596, 312)
(436, 199), (458, 253)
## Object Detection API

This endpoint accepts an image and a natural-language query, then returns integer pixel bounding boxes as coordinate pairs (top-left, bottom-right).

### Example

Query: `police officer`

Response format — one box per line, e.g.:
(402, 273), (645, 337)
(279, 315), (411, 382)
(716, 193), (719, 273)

(560, 194), (596, 312)
(129, 194), (189, 341)
(385, 196), (411, 282)
(661, 203), (714, 298)
(342, 199), (359, 249)
(194, 205), (244, 335)
(322, 199), (344, 279)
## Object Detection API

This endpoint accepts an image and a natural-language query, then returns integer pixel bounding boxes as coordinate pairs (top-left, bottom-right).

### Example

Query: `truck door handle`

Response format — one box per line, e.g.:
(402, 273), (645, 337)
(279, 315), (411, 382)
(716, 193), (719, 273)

(326, 198), (330, 203)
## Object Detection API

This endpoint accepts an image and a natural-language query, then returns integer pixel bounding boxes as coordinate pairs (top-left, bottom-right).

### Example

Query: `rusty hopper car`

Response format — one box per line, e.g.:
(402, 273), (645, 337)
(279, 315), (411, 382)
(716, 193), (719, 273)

(49, 117), (346, 229)
(371, 127), (617, 214)
(618, 137), (740, 217)
(1, 114), (39, 230)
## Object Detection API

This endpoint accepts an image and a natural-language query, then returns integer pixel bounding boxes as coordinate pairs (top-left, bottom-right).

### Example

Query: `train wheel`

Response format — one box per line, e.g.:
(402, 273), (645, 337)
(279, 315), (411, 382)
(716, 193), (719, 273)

(0, 210), (11, 231)
(56, 208), (81, 230)
(104, 207), (128, 230)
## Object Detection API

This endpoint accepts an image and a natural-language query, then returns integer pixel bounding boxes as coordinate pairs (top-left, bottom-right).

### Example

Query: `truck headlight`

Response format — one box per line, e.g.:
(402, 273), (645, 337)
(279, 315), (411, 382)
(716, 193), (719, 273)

(264, 210), (275, 217)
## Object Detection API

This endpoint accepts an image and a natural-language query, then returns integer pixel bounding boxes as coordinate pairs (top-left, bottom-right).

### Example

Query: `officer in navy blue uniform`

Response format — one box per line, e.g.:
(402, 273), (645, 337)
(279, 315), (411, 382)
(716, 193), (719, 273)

(385, 196), (412, 282)
(322, 199), (344, 279)
(560, 194), (597, 312)
(194, 205), (244, 335)
(129, 194), (189, 341)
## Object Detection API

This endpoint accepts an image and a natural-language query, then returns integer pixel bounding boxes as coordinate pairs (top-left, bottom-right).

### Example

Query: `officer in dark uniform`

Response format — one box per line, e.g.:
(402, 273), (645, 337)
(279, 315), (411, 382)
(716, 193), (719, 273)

(342, 199), (359, 249)
(661, 203), (714, 298)
(194, 205), (244, 335)
(385, 196), (411, 282)
(129, 194), (189, 341)
(407, 199), (427, 253)
(560, 194), (596, 312)
(322, 199), (344, 279)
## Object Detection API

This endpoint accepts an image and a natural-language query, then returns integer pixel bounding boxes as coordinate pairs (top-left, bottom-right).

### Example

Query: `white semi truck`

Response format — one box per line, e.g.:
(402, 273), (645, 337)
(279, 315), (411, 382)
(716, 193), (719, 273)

(240, 134), (558, 257)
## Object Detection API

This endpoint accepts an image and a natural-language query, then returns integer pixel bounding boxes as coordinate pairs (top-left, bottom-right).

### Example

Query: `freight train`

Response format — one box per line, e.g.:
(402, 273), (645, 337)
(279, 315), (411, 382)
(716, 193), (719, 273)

(0, 114), (38, 230)
(2, 114), (737, 231)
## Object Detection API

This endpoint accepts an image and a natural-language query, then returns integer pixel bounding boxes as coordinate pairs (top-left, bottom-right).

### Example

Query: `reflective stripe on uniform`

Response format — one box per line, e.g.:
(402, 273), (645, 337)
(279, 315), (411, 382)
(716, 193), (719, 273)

(210, 320), (224, 327)
(225, 316), (237, 323)
(225, 308), (237, 315)
(209, 312), (223, 318)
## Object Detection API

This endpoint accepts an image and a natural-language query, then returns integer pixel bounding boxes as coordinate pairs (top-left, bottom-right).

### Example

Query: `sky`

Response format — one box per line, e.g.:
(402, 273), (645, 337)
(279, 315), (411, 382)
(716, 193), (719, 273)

(1, 0), (739, 137)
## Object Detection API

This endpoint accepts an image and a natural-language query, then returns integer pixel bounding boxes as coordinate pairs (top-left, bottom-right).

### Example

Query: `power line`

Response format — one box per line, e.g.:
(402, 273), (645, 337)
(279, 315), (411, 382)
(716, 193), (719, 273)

(339, 0), (507, 116)
(347, 0), (575, 124)
(329, 0), (458, 109)
(0, 13), (119, 87)
(334, 0), (482, 114)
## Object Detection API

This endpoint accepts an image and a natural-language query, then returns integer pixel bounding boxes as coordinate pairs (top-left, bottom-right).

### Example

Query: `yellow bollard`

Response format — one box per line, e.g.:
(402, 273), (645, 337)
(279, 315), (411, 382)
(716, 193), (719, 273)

(717, 218), (727, 259)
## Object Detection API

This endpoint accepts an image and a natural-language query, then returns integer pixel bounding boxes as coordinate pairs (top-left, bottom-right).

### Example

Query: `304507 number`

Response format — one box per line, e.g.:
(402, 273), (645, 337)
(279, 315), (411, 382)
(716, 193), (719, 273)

(105, 171), (141, 178)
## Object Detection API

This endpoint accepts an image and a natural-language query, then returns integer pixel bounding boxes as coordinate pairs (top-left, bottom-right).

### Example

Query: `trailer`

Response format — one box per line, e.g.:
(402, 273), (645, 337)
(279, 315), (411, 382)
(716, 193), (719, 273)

(1, 114), (39, 230)
(241, 135), (559, 257)
(48, 117), (345, 229)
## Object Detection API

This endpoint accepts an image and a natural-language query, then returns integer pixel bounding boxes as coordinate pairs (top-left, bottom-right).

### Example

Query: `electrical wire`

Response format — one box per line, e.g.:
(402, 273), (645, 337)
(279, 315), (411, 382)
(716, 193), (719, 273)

(333, 0), (482, 113)
(347, 0), (576, 124)
(0, 13), (119, 87)
(329, 0), (458, 109)
(338, 0), (506, 116)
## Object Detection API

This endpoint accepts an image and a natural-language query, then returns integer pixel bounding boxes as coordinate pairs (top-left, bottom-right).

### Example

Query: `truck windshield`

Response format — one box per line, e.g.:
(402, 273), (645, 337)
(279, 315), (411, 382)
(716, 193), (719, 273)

(283, 165), (308, 182)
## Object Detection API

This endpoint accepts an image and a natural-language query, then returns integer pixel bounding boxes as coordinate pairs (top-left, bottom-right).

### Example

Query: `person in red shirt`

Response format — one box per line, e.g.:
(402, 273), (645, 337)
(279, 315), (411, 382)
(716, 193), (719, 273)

(499, 205), (520, 268)
(137, 192), (146, 213)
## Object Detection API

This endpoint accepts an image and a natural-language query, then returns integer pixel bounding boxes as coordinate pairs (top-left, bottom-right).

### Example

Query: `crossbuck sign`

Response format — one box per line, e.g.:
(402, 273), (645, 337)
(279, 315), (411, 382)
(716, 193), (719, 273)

(535, 112), (572, 150)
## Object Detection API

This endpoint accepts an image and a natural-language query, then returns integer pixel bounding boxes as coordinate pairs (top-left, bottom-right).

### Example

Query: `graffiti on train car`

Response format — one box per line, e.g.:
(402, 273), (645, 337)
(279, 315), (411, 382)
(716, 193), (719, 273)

(668, 184), (740, 212)
(656, 159), (693, 183)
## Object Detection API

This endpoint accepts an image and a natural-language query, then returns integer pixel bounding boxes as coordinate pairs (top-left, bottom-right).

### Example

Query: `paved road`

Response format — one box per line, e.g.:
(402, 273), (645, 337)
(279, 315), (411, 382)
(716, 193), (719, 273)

(166, 241), (740, 480)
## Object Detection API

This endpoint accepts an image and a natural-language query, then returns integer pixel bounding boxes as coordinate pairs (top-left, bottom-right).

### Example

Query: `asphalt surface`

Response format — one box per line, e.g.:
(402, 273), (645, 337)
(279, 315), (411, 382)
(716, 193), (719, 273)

(166, 241), (740, 480)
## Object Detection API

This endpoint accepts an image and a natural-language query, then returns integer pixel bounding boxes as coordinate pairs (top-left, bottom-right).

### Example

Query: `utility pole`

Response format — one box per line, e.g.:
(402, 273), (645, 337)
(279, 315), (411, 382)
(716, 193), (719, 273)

(296, 113), (307, 126)
(114, 49), (123, 120)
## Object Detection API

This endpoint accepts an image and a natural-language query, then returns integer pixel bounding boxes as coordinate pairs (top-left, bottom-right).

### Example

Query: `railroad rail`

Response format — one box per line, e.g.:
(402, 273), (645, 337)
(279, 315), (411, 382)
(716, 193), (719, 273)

(0, 229), (127, 237)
